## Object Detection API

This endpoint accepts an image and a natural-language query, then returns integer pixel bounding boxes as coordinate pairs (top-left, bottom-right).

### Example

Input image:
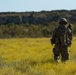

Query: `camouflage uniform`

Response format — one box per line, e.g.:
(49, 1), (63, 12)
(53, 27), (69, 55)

(51, 18), (73, 62)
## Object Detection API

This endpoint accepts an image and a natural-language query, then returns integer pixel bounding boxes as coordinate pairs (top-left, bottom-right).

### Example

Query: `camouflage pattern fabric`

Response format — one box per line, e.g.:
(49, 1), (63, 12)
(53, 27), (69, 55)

(51, 24), (72, 62)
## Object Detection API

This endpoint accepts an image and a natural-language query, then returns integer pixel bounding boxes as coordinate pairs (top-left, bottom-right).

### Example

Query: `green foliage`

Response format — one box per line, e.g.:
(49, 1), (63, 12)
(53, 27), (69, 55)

(0, 10), (76, 25)
(0, 21), (75, 38)
(0, 10), (76, 38)
(0, 23), (55, 38)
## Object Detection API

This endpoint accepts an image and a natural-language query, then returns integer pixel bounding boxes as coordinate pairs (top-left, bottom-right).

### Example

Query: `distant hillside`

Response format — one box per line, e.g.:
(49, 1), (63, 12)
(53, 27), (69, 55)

(0, 10), (76, 25)
(0, 10), (76, 38)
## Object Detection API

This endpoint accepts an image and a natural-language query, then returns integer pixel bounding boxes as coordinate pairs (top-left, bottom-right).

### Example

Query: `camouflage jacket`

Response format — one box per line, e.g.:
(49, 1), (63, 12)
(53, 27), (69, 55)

(51, 25), (73, 47)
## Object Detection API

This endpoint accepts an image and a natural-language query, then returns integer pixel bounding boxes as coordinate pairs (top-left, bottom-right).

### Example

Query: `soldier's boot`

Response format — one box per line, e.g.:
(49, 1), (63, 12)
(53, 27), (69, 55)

(54, 56), (60, 63)
(55, 59), (60, 63)
(61, 53), (69, 64)
(61, 57), (68, 64)
(61, 60), (67, 64)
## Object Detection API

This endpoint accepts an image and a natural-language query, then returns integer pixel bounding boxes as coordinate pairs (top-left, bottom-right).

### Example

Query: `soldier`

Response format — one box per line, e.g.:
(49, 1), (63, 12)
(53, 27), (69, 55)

(51, 18), (73, 63)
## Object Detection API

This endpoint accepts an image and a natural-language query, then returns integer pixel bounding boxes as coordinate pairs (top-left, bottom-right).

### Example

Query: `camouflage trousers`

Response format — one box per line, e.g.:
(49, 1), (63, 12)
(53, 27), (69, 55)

(53, 45), (69, 62)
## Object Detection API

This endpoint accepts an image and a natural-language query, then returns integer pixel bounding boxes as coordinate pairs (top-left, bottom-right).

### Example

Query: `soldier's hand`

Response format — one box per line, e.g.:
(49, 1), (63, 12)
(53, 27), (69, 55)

(68, 42), (72, 47)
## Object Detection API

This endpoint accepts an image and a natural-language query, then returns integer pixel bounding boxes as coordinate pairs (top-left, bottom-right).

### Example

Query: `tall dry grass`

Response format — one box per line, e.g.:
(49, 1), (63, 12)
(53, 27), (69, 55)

(0, 38), (76, 75)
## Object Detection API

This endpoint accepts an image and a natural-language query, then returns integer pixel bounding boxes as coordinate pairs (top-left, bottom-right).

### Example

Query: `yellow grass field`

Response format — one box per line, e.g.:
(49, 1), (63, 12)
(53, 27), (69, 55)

(0, 37), (76, 75)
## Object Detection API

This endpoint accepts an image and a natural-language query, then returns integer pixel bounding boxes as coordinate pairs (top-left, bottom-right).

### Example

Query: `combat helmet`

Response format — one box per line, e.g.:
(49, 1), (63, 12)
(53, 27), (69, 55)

(59, 18), (68, 24)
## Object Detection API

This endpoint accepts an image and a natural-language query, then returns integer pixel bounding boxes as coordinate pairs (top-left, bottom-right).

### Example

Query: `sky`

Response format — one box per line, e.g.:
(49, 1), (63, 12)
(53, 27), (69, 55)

(0, 0), (76, 12)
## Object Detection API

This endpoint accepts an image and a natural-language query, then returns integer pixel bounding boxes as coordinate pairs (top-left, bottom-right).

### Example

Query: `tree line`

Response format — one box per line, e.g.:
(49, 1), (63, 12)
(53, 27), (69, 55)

(0, 22), (75, 38)
(0, 10), (76, 38)
(0, 10), (76, 25)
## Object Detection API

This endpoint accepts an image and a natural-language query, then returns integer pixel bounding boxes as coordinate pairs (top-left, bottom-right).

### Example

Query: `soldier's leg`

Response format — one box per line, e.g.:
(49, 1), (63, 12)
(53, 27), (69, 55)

(61, 47), (69, 62)
(53, 45), (60, 62)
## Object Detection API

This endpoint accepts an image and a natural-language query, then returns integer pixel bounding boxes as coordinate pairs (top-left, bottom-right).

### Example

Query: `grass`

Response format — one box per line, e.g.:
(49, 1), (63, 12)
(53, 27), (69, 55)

(0, 37), (76, 75)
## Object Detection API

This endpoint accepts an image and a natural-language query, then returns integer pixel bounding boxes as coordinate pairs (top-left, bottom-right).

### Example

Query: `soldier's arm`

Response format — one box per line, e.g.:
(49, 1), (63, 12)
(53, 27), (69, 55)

(68, 28), (73, 41)
(67, 28), (73, 46)
(68, 24), (73, 40)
